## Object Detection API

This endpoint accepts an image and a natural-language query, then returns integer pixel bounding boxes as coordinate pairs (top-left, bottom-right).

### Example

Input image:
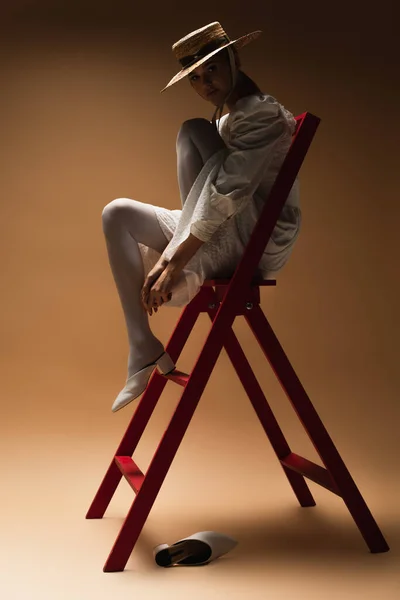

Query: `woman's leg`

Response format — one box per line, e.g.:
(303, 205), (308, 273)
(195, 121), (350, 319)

(102, 120), (225, 379)
(176, 118), (226, 206)
(102, 198), (169, 379)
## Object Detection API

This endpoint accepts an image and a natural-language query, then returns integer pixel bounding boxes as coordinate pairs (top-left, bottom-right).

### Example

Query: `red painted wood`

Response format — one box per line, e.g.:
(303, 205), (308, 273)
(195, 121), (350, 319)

(161, 369), (190, 387)
(115, 456), (144, 494)
(87, 111), (389, 573)
(205, 304), (316, 508)
(245, 305), (389, 553)
(202, 278), (276, 287)
(280, 452), (340, 496)
(85, 292), (201, 520)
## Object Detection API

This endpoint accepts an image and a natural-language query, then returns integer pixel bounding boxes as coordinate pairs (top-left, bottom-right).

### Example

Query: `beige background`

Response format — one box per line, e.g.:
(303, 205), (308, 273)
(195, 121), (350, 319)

(1, 2), (399, 599)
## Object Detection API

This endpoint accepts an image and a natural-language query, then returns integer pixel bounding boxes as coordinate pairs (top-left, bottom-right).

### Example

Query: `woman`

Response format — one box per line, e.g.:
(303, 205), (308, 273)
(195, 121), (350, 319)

(102, 22), (301, 412)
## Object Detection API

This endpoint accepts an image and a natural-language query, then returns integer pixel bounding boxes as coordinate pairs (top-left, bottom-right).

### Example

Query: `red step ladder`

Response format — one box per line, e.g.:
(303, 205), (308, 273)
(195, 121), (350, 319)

(86, 112), (389, 571)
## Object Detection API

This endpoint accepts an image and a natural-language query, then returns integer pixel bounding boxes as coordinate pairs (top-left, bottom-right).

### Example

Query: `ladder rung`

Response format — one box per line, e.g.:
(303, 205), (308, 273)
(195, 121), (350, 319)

(160, 369), (190, 387)
(115, 456), (144, 494)
(280, 452), (341, 496)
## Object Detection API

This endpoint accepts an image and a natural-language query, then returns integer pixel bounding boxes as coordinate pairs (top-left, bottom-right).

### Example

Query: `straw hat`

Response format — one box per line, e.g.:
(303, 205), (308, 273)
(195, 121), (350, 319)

(160, 22), (262, 93)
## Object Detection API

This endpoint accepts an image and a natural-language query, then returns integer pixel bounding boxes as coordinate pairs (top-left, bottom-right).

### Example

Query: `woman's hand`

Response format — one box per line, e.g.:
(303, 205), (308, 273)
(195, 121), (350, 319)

(141, 233), (204, 316)
(141, 259), (182, 316)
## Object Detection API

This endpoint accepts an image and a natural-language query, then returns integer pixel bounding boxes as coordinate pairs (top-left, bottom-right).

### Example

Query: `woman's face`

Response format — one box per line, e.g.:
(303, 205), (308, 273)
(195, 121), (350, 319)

(188, 52), (234, 106)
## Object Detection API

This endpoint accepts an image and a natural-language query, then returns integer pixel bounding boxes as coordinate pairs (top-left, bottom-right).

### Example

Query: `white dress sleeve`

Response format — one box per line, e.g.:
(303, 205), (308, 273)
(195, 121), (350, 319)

(189, 97), (295, 242)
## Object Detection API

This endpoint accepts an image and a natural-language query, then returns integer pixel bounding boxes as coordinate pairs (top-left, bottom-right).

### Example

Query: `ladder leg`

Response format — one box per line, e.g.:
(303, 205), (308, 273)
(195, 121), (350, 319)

(206, 308), (315, 507)
(86, 374), (168, 519)
(246, 305), (389, 553)
(103, 332), (224, 571)
(86, 297), (202, 519)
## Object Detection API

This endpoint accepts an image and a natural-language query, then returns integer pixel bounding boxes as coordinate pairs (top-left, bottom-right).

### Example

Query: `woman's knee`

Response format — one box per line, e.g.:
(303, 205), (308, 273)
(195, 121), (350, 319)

(176, 118), (225, 161)
(176, 118), (213, 145)
(102, 198), (136, 232)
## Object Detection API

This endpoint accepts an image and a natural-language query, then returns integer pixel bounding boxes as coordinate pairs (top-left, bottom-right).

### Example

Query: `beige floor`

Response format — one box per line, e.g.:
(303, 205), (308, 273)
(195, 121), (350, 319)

(1, 333), (399, 600)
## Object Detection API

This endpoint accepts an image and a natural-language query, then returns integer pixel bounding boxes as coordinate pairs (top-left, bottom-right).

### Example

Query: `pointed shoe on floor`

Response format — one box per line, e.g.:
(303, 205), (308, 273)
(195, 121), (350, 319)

(111, 351), (175, 413)
(153, 531), (238, 567)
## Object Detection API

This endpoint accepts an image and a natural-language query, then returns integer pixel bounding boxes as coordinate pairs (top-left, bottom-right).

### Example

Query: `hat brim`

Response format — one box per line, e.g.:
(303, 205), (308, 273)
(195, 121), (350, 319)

(160, 30), (262, 93)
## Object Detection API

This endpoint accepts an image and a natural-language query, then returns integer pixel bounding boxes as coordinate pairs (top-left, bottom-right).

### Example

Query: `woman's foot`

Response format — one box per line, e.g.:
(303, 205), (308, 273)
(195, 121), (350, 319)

(127, 336), (165, 380)
(112, 348), (175, 412)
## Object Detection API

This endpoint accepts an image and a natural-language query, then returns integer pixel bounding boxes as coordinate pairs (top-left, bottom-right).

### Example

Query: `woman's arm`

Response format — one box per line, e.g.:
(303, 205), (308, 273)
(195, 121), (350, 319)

(141, 233), (205, 315)
(165, 233), (205, 270)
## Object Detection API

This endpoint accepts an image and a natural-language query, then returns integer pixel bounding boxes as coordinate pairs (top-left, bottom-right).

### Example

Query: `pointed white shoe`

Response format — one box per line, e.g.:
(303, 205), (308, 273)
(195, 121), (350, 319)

(153, 531), (238, 567)
(111, 351), (175, 413)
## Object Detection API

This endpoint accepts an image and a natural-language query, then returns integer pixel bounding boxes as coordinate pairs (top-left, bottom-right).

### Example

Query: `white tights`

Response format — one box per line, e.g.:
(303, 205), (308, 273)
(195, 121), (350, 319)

(101, 118), (226, 379)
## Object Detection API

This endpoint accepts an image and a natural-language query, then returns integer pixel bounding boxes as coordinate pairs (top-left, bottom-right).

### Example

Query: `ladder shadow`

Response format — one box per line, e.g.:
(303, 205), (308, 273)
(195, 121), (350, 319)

(218, 509), (398, 563)
(133, 508), (397, 571)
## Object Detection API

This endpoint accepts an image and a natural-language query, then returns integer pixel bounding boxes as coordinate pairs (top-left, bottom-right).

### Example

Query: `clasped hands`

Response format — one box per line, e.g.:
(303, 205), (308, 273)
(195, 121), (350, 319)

(140, 256), (182, 316)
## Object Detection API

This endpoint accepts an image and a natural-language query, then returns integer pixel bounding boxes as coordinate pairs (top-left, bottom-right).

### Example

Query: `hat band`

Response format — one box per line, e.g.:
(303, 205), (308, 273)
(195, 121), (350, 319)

(179, 36), (230, 69)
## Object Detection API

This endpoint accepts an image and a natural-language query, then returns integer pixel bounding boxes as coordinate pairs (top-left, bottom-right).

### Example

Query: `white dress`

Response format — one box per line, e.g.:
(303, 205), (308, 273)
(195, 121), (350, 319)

(138, 93), (301, 307)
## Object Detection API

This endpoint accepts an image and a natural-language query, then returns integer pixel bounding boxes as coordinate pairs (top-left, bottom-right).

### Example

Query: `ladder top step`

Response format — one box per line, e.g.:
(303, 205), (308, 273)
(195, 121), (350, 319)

(202, 278), (276, 287)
